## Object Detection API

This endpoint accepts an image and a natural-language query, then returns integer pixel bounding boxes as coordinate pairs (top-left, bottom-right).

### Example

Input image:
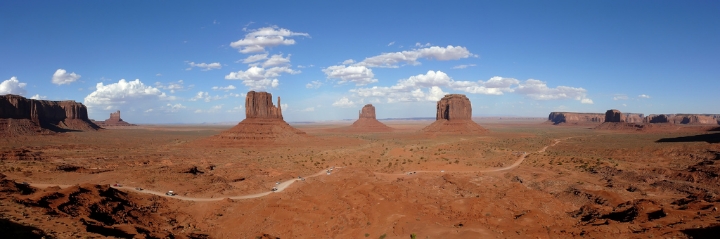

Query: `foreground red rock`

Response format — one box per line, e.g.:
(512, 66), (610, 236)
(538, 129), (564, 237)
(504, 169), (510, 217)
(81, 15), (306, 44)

(422, 94), (487, 133)
(93, 110), (136, 127)
(209, 91), (307, 144)
(0, 94), (99, 136)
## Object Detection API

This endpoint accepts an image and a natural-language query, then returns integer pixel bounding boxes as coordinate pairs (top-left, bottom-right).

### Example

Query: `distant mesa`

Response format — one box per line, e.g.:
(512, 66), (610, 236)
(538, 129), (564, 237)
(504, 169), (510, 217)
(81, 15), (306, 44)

(0, 94), (100, 136)
(548, 111), (644, 125)
(422, 94), (488, 134)
(93, 110), (136, 127)
(594, 109), (720, 131)
(644, 114), (720, 125)
(208, 91), (307, 144)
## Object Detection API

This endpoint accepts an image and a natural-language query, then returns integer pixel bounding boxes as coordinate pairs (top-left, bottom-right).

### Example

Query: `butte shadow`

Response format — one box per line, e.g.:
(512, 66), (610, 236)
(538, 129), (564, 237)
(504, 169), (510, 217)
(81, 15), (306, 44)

(421, 94), (487, 134)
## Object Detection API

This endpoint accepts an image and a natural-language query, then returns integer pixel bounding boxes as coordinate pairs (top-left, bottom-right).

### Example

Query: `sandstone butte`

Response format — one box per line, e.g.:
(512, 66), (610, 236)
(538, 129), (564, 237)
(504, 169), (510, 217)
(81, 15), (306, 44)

(0, 94), (99, 136)
(422, 94), (487, 133)
(346, 104), (393, 132)
(93, 110), (136, 127)
(210, 91), (307, 144)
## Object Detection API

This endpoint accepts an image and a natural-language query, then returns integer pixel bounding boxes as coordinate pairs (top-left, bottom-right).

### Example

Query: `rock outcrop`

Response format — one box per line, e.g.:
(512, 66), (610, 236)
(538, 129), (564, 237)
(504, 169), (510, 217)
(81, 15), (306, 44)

(0, 94), (99, 136)
(422, 94), (487, 134)
(210, 91), (307, 144)
(359, 104), (377, 119)
(342, 104), (392, 132)
(549, 111), (645, 125)
(245, 91), (283, 119)
(595, 109), (719, 131)
(547, 112), (605, 125)
(605, 109), (623, 122)
(93, 110), (136, 127)
(645, 114), (720, 125)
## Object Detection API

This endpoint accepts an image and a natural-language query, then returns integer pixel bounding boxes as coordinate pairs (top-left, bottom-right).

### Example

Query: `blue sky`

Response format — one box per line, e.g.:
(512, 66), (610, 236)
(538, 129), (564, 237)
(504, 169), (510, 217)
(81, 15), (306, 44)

(1, 1), (718, 123)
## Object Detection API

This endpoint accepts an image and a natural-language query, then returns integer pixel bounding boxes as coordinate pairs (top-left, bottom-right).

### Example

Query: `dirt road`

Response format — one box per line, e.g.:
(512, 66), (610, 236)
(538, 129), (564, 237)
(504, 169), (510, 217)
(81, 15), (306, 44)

(26, 138), (568, 202)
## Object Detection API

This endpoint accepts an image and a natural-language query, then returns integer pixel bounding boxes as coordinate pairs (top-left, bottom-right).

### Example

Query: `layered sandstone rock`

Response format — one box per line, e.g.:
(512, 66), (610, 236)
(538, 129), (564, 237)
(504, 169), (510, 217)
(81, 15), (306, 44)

(211, 91), (306, 144)
(359, 104), (376, 119)
(345, 104), (392, 132)
(605, 109), (623, 122)
(0, 94), (99, 136)
(547, 112), (604, 125)
(549, 111), (645, 125)
(245, 91), (283, 119)
(645, 114), (720, 125)
(93, 110), (136, 127)
(422, 94), (487, 133)
(436, 94), (472, 120)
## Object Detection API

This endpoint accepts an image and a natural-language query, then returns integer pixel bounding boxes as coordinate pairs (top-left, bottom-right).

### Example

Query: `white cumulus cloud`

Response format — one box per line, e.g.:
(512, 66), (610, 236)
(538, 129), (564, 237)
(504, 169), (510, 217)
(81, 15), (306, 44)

(355, 45), (474, 68)
(452, 64), (476, 69)
(212, 85), (237, 91)
(514, 79), (591, 103)
(225, 66), (298, 90)
(154, 80), (185, 93)
(638, 94), (651, 99)
(305, 80), (322, 89)
(230, 26), (309, 53)
(52, 69), (81, 85)
(241, 53), (268, 63)
(262, 54), (291, 68)
(350, 71), (517, 103)
(84, 79), (169, 108)
(0, 77), (27, 95)
(186, 62), (222, 71)
(322, 65), (377, 85)
(581, 98), (594, 104)
(301, 107), (315, 112)
(332, 97), (356, 108)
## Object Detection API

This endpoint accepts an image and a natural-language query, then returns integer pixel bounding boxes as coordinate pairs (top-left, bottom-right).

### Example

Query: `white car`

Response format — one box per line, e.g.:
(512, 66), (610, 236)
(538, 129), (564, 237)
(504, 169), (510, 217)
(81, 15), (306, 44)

(166, 191), (175, 196)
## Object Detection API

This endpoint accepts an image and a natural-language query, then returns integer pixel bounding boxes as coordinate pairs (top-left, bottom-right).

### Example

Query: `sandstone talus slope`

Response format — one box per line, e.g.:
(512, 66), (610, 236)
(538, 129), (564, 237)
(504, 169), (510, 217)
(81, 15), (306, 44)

(0, 94), (99, 136)
(422, 94), (487, 133)
(210, 91), (307, 144)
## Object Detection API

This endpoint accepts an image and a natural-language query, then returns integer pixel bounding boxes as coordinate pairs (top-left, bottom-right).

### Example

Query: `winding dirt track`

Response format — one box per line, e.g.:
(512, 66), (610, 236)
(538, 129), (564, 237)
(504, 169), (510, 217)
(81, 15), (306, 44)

(27, 138), (569, 202)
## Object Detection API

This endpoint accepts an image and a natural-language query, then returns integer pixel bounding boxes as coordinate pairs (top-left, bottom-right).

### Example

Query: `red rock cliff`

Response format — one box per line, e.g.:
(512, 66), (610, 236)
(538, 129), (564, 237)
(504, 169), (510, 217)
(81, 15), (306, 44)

(547, 112), (604, 124)
(245, 91), (282, 119)
(436, 94), (472, 121)
(359, 104), (377, 119)
(0, 94), (99, 132)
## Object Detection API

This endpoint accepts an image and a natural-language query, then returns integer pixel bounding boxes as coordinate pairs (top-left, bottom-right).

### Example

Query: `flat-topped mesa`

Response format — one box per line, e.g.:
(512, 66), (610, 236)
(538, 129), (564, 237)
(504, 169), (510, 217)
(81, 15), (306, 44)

(423, 94), (487, 133)
(359, 104), (377, 119)
(547, 112), (604, 124)
(0, 94), (99, 135)
(245, 91), (282, 119)
(436, 94), (472, 120)
(645, 114), (720, 125)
